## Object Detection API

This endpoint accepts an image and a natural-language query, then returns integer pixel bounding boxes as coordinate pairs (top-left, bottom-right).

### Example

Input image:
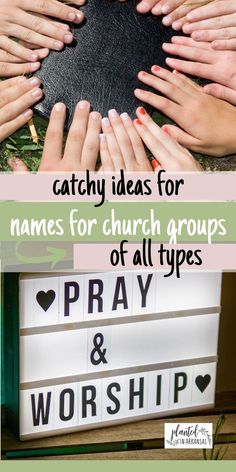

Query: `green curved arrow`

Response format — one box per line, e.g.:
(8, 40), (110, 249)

(15, 243), (66, 269)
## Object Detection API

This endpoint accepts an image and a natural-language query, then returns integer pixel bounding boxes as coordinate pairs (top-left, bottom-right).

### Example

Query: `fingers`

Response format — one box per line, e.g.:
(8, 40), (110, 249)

(6, 24), (68, 52)
(212, 38), (236, 50)
(107, 109), (138, 170)
(102, 116), (125, 170)
(0, 85), (43, 127)
(186, 0), (236, 22)
(0, 35), (49, 62)
(0, 76), (41, 109)
(135, 66), (199, 114)
(162, 4), (196, 29)
(184, 15), (236, 34)
(152, 1), (184, 16)
(81, 111), (101, 170)
(161, 124), (201, 150)
(0, 45), (49, 63)
(16, 10), (75, 47)
(137, 68), (187, 104)
(190, 27), (236, 43)
(171, 35), (212, 50)
(23, 0), (84, 24)
(64, 101), (91, 165)
(134, 108), (174, 168)
(120, 112), (151, 169)
(0, 109), (33, 143)
(0, 76), (28, 91)
(136, 0), (161, 14)
(165, 57), (212, 80)
(137, 106), (193, 160)
(8, 157), (29, 173)
(40, 103), (67, 169)
(204, 83), (236, 105)
(101, 110), (150, 172)
(0, 60), (40, 77)
(100, 134), (115, 172)
(163, 42), (212, 64)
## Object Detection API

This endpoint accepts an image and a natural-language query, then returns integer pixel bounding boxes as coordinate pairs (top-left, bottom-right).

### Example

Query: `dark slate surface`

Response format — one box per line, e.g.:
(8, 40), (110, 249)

(34, 0), (179, 127)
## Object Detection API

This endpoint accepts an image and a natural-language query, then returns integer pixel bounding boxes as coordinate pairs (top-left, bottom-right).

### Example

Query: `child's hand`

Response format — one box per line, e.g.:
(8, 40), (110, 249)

(0, 76), (43, 142)
(9, 100), (101, 172)
(162, 36), (236, 105)
(100, 109), (152, 171)
(0, 0), (85, 61)
(133, 106), (202, 172)
(183, 0), (236, 50)
(134, 66), (236, 156)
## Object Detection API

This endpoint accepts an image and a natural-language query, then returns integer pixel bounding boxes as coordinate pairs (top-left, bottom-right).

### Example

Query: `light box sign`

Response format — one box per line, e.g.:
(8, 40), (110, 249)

(17, 271), (221, 440)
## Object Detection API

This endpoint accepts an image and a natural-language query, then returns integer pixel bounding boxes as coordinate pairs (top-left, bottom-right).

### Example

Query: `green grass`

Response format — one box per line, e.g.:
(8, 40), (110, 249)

(0, 115), (47, 172)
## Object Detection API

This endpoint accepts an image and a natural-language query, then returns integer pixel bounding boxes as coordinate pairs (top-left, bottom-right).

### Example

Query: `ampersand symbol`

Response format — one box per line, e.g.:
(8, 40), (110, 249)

(90, 333), (108, 366)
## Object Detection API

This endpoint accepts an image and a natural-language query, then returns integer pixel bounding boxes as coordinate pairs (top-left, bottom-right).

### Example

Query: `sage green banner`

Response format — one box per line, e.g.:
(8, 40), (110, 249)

(0, 201), (235, 242)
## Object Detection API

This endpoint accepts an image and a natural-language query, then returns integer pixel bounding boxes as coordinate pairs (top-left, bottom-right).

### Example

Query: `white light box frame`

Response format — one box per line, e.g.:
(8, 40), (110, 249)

(4, 271), (222, 440)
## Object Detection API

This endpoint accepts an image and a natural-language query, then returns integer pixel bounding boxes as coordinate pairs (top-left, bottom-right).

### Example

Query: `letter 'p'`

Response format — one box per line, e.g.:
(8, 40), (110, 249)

(64, 282), (80, 317)
(174, 372), (187, 403)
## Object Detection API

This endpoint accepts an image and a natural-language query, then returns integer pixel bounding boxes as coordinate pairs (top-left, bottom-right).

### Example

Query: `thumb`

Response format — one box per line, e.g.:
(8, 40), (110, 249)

(203, 83), (236, 106)
(161, 124), (199, 149)
(8, 157), (30, 173)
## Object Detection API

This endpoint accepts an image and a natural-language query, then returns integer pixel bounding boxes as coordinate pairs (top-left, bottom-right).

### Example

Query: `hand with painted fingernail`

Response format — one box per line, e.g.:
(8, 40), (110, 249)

(183, 0), (236, 50)
(9, 101), (102, 172)
(100, 109), (152, 171)
(0, 0), (85, 60)
(134, 66), (236, 156)
(162, 36), (236, 105)
(0, 76), (43, 142)
(133, 106), (202, 171)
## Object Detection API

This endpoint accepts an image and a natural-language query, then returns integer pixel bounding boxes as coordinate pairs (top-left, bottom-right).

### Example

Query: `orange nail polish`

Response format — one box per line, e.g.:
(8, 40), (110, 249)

(151, 159), (159, 169)
(139, 107), (146, 115)
(153, 65), (161, 72)
(135, 119), (142, 125)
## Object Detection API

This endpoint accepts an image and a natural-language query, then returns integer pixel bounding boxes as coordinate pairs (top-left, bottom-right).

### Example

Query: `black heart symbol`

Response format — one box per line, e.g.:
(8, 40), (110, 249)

(195, 375), (211, 393)
(36, 290), (56, 312)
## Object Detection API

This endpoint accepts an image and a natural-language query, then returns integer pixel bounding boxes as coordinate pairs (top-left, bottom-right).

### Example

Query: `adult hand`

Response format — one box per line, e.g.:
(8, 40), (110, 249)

(133, 106), (202, 171)
(162, 36), (236, 104)
(100, 109), (152, 171)
(0, 47), (48, 76)
(9, 101), (102, 172)
(118, 0), (210, 28)
(160, 0), (211, 30)
(0, 76), (43, 142)
(0, 0), (85, 60)
(183, 0), (236, 50)
(134, 66), (236, 156)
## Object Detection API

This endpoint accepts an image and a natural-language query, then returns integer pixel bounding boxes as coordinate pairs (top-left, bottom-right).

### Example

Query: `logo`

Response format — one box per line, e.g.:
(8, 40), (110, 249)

(165, 423), (212, 449)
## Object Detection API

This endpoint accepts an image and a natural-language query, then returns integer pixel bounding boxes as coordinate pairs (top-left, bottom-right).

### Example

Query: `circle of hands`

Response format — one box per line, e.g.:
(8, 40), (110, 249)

(1, 0), (236, 173)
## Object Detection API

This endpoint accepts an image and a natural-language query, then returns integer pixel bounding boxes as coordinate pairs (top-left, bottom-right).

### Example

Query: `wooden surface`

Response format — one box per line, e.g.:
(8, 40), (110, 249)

(18, 444), (236, 461)
(2, 391), (236, 460)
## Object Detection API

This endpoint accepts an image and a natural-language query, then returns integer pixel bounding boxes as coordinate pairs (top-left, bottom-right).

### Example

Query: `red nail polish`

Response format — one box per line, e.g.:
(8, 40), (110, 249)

(141, 71), (148, 77)
(162, 126), (169, 134)
(151, 159), (159, 169)
(139, 107), (146, 115)
(135, 119), (142, 125)
(153, 65), (161, 72)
